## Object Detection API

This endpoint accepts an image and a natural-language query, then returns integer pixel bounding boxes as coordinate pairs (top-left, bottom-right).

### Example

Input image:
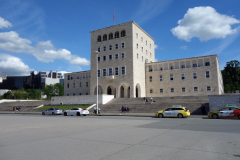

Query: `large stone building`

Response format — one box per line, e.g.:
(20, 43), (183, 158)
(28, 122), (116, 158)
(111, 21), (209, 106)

(64, 21), (224, 97)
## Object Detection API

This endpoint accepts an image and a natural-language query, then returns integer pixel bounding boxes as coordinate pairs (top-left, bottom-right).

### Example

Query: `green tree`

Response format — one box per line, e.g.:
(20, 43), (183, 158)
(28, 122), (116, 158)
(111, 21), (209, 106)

(222, 60), (240, 93)
(54, 83), (64, 96)
(6, 91), (13, 99)
(42, 84), (54, 99)
(26, 89), (41, 99)
(13, 87), (28, 99)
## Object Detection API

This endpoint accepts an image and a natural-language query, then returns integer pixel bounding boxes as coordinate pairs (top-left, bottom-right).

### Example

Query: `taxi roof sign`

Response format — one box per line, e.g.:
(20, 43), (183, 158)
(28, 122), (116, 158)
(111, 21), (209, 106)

(172, 105), (182, 107)
(226, 104), (237, 107)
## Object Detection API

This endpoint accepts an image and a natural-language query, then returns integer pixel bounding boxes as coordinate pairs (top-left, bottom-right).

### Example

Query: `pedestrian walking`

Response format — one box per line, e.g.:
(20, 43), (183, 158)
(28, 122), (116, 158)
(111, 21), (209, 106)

(150, 96), (153, 104)
(143, 97), (146, 104)
(120, 105), (125, 115)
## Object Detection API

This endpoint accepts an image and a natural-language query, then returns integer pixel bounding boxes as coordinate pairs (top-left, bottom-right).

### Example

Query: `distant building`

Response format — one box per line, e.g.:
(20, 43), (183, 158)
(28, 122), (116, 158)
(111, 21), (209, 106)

(0, 71), (64, 90)
(64, 21), (224, 97)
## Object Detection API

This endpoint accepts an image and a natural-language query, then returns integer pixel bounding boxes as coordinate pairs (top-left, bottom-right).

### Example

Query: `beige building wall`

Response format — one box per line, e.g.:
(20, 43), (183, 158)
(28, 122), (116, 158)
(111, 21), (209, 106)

(64, 71), (90, 96)
(89, 21), (154, 98)
(145, 55), (224, 97)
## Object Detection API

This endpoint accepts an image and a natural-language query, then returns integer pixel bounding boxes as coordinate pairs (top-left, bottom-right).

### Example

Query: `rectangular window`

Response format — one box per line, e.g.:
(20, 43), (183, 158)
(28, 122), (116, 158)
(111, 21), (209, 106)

(146, 41), (147, 46)
(109, 45), (112, 50)
(141, 37), (143, 42)
(207, 86), (211, 91)
(181, 74), (185, 80)
(193, 64), (197, 67)
(149, 76), (152, 82)
(141, 47), (143, 52)
(98, 47), (100, 52)
(73, 83), (75, 88)
(122, 43), (125, 48)
(181, 65), (185, 68)
(194, 87), (198, 92)
(136, 33), (138, 39)
(109, 55), (112, 60)
(121, 53), (125, 58)
(115, 53), (118, 59)
(98, 56), (100, 62)
(67, 83), (69, 88)
(98, 70), (100, 77)
(121, 66), (126, 75)
(79, 93), (81, 95)
(67, 94), (69, 96)
(171, 88), (174, 92)
(79, 82), (81, 87)
(205, 62), (210, 66)
(103, 46), (106, 51)
(159, 75), (163, 81)
(115, 67), (118, 76)
(109, 68), (112, 76)
(73, 93), (75, 96)
(150, 89), (153, 93)
(193, 72), (197, 79)
(86, 82), (89, 87)
(136, 43), (138, 49)
(160, 89), (163, 93)
(103, 56), (106, 61)
(182, 87), (185, 92)
(115, 44), (118, 49)
(150, 44), (151, 49)
(206, 71), (210, 78)
(170, 74), (173, 81)
(103, 69), (106, 77)
(146, 50), (148, 55)
(86, 92), (88, 95)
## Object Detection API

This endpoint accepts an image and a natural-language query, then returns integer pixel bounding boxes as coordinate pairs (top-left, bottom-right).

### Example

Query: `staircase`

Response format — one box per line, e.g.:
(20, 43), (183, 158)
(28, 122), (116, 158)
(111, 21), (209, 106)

(0, 100), (51, 112)
(89, 96), (209, 115)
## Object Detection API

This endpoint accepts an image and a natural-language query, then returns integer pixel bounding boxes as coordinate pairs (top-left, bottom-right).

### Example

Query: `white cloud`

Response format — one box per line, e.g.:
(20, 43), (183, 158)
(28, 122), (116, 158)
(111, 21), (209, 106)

(180, 46), (187, 50)
(154, 45), (158, 49)
(0, 53), (33, 75)
(171, 6), (240, 42)
(0, 17), (12, 29)
(0, 29), (90, 66)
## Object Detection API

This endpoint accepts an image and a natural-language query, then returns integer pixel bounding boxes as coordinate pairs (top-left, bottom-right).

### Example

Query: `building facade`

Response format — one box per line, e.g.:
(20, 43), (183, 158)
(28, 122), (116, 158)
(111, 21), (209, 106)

(64, 21), (224, 97)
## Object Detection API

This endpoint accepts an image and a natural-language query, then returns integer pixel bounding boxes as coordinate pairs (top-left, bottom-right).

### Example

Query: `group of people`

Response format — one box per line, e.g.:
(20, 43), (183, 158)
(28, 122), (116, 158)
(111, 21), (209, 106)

(143, 97), (154, 104)
(12, 107), (21, 113)
(120, 106), (129, 115)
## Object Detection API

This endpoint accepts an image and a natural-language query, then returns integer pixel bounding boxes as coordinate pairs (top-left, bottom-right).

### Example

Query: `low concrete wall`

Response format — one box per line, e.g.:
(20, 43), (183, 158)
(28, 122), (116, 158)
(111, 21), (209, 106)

(209, 94), (240, 111)
(51, 94), (114, 105)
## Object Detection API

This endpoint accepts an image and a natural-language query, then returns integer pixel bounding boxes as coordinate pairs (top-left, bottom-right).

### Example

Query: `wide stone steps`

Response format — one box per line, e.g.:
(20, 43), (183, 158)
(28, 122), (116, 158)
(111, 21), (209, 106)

(89, 96), (209, 115)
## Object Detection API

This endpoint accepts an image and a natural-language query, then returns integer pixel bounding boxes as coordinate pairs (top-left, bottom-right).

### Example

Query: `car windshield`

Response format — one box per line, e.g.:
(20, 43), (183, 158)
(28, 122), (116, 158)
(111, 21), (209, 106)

(55, 108), (60, 110)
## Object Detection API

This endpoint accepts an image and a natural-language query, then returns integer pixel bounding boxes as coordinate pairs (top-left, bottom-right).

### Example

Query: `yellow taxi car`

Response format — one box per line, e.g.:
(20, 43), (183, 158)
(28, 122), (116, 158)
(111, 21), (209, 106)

(155, 105), (190, 118)
(207, 104), (240, 119)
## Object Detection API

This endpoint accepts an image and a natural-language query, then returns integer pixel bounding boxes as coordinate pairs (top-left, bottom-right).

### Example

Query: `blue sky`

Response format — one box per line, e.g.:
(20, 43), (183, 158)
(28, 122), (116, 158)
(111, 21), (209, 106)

(0, 0), (240, 79)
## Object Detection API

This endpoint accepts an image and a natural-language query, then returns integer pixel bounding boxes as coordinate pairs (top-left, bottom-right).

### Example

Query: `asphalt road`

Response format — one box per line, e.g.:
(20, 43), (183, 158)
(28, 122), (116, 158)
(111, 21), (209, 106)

(0, 115), (239, 160)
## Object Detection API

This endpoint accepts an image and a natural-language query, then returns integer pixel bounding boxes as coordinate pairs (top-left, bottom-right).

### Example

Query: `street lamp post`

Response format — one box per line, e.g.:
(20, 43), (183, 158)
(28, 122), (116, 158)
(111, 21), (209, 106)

(95, 51), (99, 114)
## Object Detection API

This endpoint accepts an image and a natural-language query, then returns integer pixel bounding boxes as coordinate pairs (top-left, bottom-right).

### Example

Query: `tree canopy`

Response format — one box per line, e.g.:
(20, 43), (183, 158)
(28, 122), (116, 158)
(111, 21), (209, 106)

(222, 60), (240, 93)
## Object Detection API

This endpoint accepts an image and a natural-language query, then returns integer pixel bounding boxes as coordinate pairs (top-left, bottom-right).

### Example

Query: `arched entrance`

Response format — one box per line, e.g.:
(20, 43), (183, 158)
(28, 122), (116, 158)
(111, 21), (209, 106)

(135, 83), (141, 98)
(94, 85), (103, 95)
(119, 83), (130, 98)
(107, 85), (116, 97)
(128, 87), (130, 98)
(120, 86), (124, 98)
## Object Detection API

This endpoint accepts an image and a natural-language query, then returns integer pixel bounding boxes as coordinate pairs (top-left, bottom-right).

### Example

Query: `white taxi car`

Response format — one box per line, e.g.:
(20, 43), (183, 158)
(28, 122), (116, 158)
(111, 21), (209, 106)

(63, 108), (89, 116)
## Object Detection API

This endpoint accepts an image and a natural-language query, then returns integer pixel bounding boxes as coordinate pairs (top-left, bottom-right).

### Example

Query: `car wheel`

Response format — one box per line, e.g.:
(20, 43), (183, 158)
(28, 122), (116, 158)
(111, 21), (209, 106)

(238, 114), (240, 119)
(84, 114), (86, 116)
(212, 114), (218, 119)
(178, 114), (183, 118)
(77, 112), (80, 116)
(42, 112), (45, 115)
(64, 112), (67, 116)
(52, 112), (55, 115)
(158, 113), (163, 118)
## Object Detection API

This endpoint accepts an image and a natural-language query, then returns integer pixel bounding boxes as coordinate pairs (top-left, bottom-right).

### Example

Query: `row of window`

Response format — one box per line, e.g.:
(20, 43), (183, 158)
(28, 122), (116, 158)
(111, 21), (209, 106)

(98, 66), (126, 77)
(67, 82), (89, 88)
(150, 86), (212, 93)
(136, 44), (152, 54)
(98, 53), (125, 61)
(135, 33), (152, 48)
(98, 43), (125, 52)
(149, 71), (210, 82)
(66, 93), (88, 96)
(97, 30), (126, 42)
(67, 75), (90, 80)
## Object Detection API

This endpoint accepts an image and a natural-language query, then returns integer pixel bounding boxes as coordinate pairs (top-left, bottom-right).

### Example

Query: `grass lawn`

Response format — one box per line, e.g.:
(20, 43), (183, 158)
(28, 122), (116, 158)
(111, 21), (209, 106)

(34, 105), (91, 110)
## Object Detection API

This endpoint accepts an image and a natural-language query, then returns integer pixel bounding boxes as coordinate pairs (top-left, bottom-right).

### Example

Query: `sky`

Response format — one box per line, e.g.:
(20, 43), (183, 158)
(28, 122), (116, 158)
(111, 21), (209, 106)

(0, 0), (240, 80)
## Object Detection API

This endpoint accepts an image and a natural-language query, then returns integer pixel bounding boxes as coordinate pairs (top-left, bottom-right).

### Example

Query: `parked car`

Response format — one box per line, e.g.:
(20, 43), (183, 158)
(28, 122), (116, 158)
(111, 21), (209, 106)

(42, 108), (63, 115)
(63, 108), (89, 116)
(208, 105), (240, 119)
(155, 105), (190, 118)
